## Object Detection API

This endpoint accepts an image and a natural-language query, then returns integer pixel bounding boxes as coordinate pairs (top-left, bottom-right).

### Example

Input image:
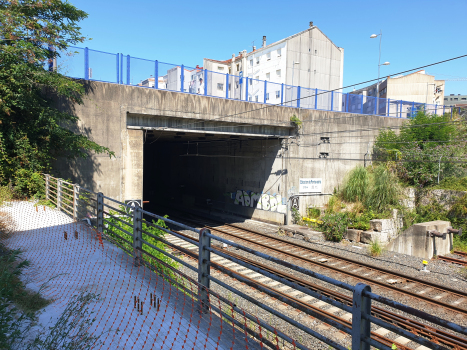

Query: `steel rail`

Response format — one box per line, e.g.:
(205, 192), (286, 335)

(166, 229), (466, 350)
(438, 255), (467, 266)
(204, 223), (467, 317)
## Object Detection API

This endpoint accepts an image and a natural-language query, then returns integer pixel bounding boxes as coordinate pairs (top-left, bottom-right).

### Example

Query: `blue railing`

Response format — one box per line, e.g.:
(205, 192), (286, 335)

(55, 46), (451, 119)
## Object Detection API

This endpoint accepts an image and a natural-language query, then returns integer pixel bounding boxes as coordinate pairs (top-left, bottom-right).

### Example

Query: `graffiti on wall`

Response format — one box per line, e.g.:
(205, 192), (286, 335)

(232, 190), (286, 213)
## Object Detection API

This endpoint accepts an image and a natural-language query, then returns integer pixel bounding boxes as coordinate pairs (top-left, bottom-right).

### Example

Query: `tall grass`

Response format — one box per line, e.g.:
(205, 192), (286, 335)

(365, 166), (401, 212)
(369, 239), (384, 257)
(341, 166), (369, 202)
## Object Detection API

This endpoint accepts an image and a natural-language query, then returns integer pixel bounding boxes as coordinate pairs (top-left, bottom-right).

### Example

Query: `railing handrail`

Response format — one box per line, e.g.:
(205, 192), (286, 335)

(42, 175), (467, 350)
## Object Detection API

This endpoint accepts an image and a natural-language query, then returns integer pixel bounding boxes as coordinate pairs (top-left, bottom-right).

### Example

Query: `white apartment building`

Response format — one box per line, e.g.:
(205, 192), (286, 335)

(203, 22), (344, 106)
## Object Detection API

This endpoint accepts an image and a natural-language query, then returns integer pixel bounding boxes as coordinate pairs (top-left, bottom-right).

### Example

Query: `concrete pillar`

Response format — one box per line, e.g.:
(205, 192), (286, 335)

(123, 129), (144, 203)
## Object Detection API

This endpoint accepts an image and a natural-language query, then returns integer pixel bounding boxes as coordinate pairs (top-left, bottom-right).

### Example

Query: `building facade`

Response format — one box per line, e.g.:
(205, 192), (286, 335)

(444, 94), (467, 107)
(202, 22), (344, 106)
(350, 70), (445, 117)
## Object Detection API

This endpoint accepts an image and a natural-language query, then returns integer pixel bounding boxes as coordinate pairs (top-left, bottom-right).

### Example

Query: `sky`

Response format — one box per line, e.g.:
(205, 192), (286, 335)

(70, 0), (467, 95)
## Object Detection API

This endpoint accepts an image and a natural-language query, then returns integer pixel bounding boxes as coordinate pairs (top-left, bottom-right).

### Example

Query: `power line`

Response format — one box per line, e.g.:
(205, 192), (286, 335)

(174, 54), (467, 130)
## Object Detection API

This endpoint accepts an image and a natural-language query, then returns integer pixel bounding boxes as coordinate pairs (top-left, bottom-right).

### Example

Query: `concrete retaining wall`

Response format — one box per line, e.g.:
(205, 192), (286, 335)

(385, 220), (452, 259)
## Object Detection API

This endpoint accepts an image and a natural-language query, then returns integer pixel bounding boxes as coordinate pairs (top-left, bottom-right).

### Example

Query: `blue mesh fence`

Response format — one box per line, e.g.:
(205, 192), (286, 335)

(88, 49), (118, 84)
(56, 46), (85, 79)
(50, 46), (454, 119)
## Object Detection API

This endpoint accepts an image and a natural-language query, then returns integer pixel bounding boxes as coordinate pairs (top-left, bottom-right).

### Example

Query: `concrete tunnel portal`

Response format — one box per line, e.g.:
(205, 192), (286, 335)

(141, 126), (291, 225)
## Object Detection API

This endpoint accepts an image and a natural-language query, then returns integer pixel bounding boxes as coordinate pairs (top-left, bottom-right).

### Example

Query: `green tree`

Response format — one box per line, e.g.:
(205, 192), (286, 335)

(0, 0), (113, 190)
(373, 110), (467, 187)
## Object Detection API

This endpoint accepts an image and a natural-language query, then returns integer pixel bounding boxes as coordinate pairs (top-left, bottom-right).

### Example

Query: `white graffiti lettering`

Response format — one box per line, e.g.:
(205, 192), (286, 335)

(232, 189), (286, 213)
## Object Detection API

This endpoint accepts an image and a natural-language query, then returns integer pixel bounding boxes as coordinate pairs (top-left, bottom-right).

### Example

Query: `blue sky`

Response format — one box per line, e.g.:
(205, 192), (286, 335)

(70, 0), (467, 95)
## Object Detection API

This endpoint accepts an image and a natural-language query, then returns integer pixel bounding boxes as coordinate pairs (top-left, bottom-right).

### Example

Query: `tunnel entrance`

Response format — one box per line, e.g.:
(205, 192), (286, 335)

(143, 129), (288, 224)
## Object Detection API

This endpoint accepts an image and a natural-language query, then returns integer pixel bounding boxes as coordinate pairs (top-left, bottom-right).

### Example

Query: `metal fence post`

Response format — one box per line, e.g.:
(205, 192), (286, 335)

(198, 228), (211, 313)
(297, 86), (301, 108)
(116, 53), (119, 84)
(330, 91), (334, 111)
(133, 206), (143, 266)
(45, 174), (50, 201)
(120, 53), (123, 84)
(226, 74), (230, 99)
(126, 55), (130, 85)
(346, 93), (350, 113)
(154, 60), (158, 89)
(245, 77), (249, 101)
(97, 192), (104, 233)
(412, 101), (415, 118)
(435, 103), (438, 115)
(387, 98), (391, 117)
(360, 94), (364, 114)
(352, 283), (371, 350)
(315, 88), (318, 109)
(57, 179), (62, 210)
(204, 69), (208, 96)
(73, 184), (79, 221)
(280, 83), (284, 106)
(264, 80), (267, 103)
(181, 64), (185, 92)
(84, 47), (89, 80)
(399, 100), (402, 118)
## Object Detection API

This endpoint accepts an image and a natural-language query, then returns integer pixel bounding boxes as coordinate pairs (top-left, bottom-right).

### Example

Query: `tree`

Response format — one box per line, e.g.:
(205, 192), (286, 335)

(0, 0), (113, 193)
(373, 110), (467, 187)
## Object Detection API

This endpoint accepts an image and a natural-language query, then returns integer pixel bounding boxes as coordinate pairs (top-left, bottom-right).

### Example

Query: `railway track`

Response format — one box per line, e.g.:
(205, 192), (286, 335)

(161, 227), (467, 350)
(439, 252), (467, 267)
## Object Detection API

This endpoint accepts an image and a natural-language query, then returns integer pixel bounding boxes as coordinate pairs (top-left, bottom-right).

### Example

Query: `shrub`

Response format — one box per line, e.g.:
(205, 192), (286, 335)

(291, 207), (302, 225)
(434, 177), (467, 191)
(365, 166), (401, 212)
(104, 207), (179, 280)
(341, 166), (369, 202)
(325, 196), (345, 214)
(13, 170), (45, 198)
(307, 207), (321, 219)
(318, 212), (349, 242)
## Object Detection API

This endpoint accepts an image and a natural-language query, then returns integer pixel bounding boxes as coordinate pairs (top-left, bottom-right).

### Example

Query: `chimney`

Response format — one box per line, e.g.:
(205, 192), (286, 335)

(309, 21), (313, 27)
(253, 46), (256, 51)
(262, 36), (266, 48)
(232, 53), (235, 62)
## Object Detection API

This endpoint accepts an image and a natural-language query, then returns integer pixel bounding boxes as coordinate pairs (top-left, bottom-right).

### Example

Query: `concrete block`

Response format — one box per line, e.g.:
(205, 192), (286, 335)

(360, 231), (389, 244)
(345, 229), (362, 242)
(370, 219), (394, 232)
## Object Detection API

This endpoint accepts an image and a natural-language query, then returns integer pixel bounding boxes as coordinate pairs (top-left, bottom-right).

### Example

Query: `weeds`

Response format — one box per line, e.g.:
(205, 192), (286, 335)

(459, 267), (467, 280)
(365, 166), (401, 212)
(369, 239), (384, 257)
(341, 166), (369, 202)
(27, 292), (106, 350)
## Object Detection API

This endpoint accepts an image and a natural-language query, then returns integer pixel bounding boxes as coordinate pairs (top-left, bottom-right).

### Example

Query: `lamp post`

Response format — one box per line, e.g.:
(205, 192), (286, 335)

(370, 31), (390, 115)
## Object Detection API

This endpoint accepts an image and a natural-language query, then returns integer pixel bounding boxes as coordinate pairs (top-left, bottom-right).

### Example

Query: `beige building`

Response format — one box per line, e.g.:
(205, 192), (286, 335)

(350, 70), (445, 117)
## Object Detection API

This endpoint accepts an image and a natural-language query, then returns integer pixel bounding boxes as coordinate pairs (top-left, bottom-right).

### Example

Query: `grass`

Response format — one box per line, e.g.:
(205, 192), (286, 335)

(459, 267), (467, 280)
(369, 239), (384, 257)
(341, 165), (369, 203)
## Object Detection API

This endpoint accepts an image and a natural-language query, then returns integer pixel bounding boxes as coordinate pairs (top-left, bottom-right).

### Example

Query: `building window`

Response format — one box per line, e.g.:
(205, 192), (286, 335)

(255, 95), (258, 102)
(249, 96), (252, 101)
(228, 84), (231, 91)
(444, 97), (448, 100)
(236, 64), (240, 71)
(256, 57), (260, 64)
(249, 60), (253, 66)
(277, 49), (281, 57)
(454, 98), (458, 101)
(267, 52), (271, 60)
(276, 90), (280, 98)
(266, 73), (270, 80)
(255, 76), (259, 80)
(217, 83), (224, 91)
(266, 93), (270, 101)
(462, 98), (466, 100)
(276, 69), (281, 77)
(249, 79), (252, 85)
(218, 66), (224, 71)
(314, 70), (316, 74)
(314, 50), (317, 54)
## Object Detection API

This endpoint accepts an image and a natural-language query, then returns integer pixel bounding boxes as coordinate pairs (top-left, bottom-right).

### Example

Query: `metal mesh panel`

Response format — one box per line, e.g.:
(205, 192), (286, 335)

(265, 81), (281, 105)
(230, 74), (241, 100)
(128, 56), (156, 87)
(56, 47), (85, 79)
(283, 84), (297, 107)
(87, 49), (118, 83)
(249, 78), (264, 103)
(300, 88), (316, 109)
(317, 89), (332, 110)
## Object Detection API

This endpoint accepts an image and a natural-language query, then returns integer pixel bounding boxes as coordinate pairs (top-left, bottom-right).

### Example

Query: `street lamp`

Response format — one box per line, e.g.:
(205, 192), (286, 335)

(370, 31), (390, 115)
